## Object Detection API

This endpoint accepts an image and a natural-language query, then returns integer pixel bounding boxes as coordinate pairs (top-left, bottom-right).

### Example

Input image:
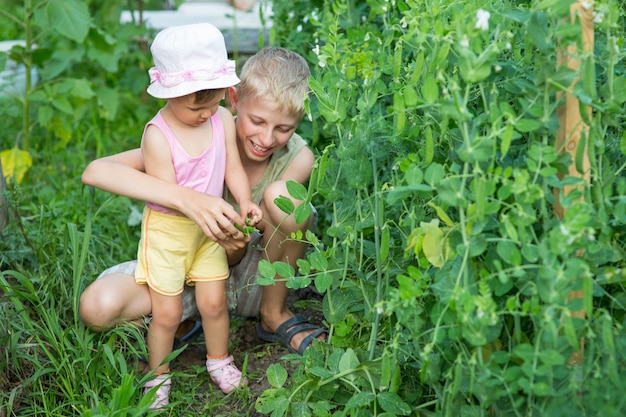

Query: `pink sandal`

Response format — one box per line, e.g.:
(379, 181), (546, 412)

(143, 374), (171, 409)
(206, 355), (248, 394)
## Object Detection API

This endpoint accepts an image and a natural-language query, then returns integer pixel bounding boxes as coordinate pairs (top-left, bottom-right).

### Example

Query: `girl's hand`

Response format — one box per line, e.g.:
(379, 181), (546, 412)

(177, 188), (244, 241)
(237, 200), (263, 234)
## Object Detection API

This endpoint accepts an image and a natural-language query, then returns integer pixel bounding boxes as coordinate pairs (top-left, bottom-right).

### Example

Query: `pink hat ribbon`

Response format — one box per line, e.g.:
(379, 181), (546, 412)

(149, 62), (236, 88)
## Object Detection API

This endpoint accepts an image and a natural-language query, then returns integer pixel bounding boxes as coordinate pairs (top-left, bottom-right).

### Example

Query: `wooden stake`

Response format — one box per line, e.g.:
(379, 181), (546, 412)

(554, 0), (594, 365)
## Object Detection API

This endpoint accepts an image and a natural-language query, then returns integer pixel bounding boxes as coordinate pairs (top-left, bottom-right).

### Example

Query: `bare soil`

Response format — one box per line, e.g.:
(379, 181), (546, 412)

(173, 286), (325, 416)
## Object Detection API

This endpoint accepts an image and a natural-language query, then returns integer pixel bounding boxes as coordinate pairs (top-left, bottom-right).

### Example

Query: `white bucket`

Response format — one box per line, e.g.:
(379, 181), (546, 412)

(0, 40), (38, 97)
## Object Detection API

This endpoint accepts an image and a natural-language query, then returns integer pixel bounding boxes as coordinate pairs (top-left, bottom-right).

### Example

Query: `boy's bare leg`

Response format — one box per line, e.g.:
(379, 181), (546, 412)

(79, 272), (152, 330)
(257, 181), (326, 352)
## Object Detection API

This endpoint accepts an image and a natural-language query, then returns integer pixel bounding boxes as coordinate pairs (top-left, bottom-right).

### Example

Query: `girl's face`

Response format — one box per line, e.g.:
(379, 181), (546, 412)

(167, 92), (223, 127)
(230, 89), (301, 163)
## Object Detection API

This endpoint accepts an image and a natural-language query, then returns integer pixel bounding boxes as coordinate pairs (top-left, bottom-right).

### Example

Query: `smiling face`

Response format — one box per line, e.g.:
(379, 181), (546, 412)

(230, 88), (301, 164)
(167, 90), (225, 127)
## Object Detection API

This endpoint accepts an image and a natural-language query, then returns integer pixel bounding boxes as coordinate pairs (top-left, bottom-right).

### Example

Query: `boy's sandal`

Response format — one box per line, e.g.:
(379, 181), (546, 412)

(206, 355), (248, 394)
(172, 319), (203, 350)
(256, 314), (328, 355)
(143, 374), (171, 410)
(138, 320), (203, 364)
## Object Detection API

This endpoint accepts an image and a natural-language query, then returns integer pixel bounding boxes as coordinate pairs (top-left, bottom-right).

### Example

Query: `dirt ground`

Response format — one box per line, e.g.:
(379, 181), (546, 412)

(173, 286), (325, 415)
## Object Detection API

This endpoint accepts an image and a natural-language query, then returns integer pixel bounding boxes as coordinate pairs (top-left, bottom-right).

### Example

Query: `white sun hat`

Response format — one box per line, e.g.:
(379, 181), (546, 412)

(147, 23), (240, 99)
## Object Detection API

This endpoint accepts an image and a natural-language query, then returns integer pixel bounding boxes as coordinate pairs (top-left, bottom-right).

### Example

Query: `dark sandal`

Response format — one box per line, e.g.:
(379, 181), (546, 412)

(138, 320), (203, 364)
(173, 320), (203, 350)
(257, 315), (328, 355)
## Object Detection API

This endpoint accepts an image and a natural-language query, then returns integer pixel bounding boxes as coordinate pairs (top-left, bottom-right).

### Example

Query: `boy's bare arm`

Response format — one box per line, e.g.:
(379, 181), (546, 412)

(82, 148), (242, 241)
(281, 145), (315, 184)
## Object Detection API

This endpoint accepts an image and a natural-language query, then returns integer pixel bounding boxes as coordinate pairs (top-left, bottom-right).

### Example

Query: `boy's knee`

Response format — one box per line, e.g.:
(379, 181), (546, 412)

(262, 181), (313, 227)
(79, 291), (112, 330)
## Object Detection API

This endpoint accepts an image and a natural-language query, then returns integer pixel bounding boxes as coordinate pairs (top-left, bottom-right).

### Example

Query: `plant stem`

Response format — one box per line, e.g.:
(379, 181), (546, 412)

(367, 142), (383, 361)
(22, 0), (33, 150)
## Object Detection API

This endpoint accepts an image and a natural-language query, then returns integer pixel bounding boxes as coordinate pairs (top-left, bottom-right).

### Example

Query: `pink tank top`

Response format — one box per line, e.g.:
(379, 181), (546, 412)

(142, 109), (226, 215)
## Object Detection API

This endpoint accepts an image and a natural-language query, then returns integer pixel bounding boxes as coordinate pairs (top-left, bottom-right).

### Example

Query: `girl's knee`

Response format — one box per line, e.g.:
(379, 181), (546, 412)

(198, 300), (227, 319)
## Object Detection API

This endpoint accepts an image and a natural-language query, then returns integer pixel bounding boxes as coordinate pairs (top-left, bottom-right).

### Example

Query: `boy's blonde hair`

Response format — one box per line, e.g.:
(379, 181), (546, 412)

(237, 47), (310, 119)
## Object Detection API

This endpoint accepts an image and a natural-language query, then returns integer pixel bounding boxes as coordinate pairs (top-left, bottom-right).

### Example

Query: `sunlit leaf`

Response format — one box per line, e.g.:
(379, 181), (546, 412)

(1, 148), (32, 184)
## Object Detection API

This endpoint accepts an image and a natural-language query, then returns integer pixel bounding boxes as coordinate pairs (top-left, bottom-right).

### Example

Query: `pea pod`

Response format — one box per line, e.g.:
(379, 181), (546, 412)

(234, 218), (258, 235)
(394, 92), (406, 133)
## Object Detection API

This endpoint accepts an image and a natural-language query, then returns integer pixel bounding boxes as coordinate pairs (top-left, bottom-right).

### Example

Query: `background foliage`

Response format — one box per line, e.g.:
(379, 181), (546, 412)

(1, 0), (626, 416)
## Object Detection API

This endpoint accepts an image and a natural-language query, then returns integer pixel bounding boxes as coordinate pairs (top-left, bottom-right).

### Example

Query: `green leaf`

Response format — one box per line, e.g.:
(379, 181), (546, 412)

(302, 230), (317, 246)
(52, 96), (74, 115)
(274, 195), (295, 214)
(291, 402), (312, 417)
(386, 184), (433, 205)
(323, 290), (353, 324)
(273, 261), (295, 279)
(286, 180), (307, 200)
(527, 12), (551, 52)
(314, 272), (333, 293)
(296, 258), (311, 276)
(461, 63), (491, 84)
(255, 389), (289, 415)
(266, 364), (288, 388)
(424, 163), (445, 186)
(308, 251), (328, 272)
(532, 382), (554, 397)
(257, 259), (276, 279)
(515, 118), (540, 132)
(309, 366), (334, 378)
(377, 392), (411, 415)
(294, 202), (312, 225)
(496, 241), (522, 266)
(345, 392), (375, 409)
(538, 349), (565, 366)
(97, 86), (120, 120)
(338, 348), (360, 373)
(513, 343), (535, 362)
(70, 78), (94, 99)
(46, 0), (91, 43)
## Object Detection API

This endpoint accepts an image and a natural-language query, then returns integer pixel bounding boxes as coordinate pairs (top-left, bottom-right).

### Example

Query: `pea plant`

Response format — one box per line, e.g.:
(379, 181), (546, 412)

(261, 0), (626, 415)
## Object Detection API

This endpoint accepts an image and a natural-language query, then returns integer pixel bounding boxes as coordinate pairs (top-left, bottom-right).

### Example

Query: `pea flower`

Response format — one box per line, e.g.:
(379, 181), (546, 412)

(475, 9), (490, 31)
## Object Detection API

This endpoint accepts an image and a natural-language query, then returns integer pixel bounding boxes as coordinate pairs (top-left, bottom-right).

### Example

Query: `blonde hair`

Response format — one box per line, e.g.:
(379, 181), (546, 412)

(238, 47), (310, 119)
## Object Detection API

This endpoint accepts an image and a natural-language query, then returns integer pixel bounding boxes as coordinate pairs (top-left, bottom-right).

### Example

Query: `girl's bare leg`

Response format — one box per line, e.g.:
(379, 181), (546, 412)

(196, 280), (229, 356)
(147, 291), (182, 374)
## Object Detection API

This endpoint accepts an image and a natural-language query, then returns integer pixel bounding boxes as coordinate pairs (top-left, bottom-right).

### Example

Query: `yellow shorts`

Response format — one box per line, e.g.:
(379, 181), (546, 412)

(135, 207), (229, 296)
